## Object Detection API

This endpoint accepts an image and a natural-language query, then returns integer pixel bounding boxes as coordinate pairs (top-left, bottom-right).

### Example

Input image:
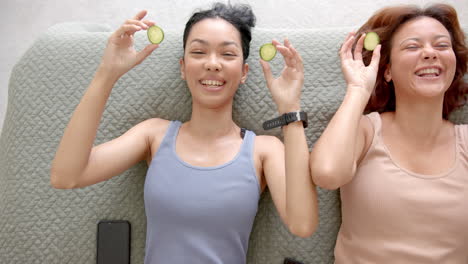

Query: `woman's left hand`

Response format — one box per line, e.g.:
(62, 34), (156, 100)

(260, 39), (304, 114)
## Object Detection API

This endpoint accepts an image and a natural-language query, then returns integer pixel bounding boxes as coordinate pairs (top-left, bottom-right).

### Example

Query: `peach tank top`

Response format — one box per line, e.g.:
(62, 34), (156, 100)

(334, 112), (468, 263)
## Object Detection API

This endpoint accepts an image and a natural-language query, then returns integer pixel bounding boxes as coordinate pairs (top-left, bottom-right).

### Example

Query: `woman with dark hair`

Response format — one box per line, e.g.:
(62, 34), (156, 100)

(310, 4), (468, 263)
(50, 2), (318, 263)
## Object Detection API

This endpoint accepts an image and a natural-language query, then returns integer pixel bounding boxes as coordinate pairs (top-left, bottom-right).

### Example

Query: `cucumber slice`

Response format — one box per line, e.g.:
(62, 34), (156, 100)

(364, 32), (380, 51)
(147, 25), (164, 44)
(259, 43), (277, 61)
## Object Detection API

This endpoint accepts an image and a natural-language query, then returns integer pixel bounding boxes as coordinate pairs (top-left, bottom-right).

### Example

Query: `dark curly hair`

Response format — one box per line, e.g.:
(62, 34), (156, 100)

(183, 2), (256, 62)
(353, 4), (468, 119)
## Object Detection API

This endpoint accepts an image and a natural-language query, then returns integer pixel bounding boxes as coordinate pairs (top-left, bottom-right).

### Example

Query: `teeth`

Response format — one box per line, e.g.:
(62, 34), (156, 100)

(201, 80), (224, 86)
(416, 68), (440, 76)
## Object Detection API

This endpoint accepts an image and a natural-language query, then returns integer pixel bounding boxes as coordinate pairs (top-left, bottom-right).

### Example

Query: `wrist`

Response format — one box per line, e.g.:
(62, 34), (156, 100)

(278, 103), (301, 115)
(344, 88), (371, 111)
(281, 120), (303, 131)
(346, 85), (372, 99)
(95, 66), (120, 86)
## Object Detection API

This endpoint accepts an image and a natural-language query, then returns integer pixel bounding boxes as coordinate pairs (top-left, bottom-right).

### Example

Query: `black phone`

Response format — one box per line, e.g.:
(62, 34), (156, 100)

(97, 220), (131, 264)
(284, 257), (305, 264)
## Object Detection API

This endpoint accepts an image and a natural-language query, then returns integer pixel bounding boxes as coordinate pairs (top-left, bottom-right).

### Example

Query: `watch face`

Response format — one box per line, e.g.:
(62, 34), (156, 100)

(284, 112), (298, 124)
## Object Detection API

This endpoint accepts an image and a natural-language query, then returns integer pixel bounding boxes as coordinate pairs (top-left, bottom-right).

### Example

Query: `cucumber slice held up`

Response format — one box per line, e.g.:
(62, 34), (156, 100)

(259, 43), (277, 61)
(363, 32), (380, 51)
(147, 25), (164, 44)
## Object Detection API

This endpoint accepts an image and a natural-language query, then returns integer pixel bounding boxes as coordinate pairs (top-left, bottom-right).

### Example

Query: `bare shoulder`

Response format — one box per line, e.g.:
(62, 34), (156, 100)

(254, 135), (284, 157)
(134, 118), (171, 144)
(135, 118), (171, 137)
(255, 134), (284, 147)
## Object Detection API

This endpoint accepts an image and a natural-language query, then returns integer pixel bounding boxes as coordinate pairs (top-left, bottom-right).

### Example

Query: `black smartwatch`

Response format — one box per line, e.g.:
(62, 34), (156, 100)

(262, 111), (308, 130)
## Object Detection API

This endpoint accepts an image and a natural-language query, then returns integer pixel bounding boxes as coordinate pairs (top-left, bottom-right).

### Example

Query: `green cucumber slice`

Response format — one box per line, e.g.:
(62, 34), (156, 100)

(147, 25), (164, 44)
(259, 43), (277, 61)
(364, 32), (380, 51)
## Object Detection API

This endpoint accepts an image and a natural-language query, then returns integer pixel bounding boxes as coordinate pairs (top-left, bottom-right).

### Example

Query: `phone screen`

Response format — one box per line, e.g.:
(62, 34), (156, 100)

(97, 220), (130, 264)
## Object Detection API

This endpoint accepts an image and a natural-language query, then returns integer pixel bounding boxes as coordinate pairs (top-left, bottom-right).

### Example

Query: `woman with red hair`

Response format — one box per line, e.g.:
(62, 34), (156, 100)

(310, 4), (468, 262)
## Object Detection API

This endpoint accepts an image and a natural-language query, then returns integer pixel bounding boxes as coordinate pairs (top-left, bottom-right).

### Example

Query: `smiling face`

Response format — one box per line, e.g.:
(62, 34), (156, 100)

(180, 18), (248, 109)
(385, 16), (456, 101)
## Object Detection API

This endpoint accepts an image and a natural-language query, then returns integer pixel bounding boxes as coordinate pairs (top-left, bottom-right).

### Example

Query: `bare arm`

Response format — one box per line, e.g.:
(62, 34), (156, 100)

(260, 39), (318, 238)
(310, 33), (381, 190)
(50, 10), (159, 189)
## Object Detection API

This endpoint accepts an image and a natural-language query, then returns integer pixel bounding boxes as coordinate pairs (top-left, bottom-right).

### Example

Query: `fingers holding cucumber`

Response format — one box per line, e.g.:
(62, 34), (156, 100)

(259, 39), (303, 71)
(260, 43), (277, 61)
(339, 31), (381, 95)
(351, 32), (380, 61)
(279, 38), (303, 72)
(259, 39), (304, 114)
(121, 10), (163, 45)
(364, 32), (380, 51)
(147, 25), (164, 44)
(101, 11), (160, 78)
(353, 33), (366, 61)
(259, 39), (296, 63)
(361, 32), (381, 69)
(341, 32), (381, 61)
(113, 11), (153, 37)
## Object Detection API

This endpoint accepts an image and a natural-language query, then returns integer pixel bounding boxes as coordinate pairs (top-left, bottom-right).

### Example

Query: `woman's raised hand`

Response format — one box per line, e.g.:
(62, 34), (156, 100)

(339, 32), (381, 97)
(260, 39), (304, 114)
(99, 10), (159, 81)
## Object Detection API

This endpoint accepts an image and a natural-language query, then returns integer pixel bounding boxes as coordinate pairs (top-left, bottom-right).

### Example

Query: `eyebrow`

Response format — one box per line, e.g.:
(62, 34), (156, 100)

(399, 34), (451, 46)
(189, 38), (240, 48)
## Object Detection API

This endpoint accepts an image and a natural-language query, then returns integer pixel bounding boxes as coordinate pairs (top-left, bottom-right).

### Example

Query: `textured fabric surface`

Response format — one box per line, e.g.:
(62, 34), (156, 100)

(0, 23), (467, 263)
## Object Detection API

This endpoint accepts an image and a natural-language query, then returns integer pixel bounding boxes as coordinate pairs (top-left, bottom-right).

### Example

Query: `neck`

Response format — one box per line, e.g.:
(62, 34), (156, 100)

(391, 94), (448, 143)
(185, 99), (238, 139)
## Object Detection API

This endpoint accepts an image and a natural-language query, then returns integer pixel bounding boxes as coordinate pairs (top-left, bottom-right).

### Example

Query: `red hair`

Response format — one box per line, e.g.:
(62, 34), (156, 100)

(354, 4), (468, 119)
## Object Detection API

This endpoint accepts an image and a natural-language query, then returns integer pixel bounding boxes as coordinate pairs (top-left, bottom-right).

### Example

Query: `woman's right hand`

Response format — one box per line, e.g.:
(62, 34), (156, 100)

(260, 39), (304, 114)
(339, 32), (381, 97)
(99, 10), (159, 81)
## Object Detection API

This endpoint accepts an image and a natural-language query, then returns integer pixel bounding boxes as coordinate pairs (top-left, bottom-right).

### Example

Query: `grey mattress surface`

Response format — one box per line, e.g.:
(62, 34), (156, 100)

(0, 23), (466, 263)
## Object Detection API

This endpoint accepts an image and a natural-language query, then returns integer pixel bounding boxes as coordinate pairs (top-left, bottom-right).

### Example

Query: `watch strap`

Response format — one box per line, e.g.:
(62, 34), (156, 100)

(262, 111), (308, 130)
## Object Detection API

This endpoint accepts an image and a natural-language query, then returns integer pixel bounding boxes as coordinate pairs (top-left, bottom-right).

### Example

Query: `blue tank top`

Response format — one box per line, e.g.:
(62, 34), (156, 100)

(144, 121), (260, 264)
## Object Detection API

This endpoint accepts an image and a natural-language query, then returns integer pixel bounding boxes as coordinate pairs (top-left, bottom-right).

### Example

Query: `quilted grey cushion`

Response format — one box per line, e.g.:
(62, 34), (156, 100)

(0, 23), (466, 263)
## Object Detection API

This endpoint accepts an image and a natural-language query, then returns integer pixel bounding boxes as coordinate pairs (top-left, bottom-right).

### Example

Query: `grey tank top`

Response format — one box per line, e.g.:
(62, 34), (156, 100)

(144, 121), (260, 264)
